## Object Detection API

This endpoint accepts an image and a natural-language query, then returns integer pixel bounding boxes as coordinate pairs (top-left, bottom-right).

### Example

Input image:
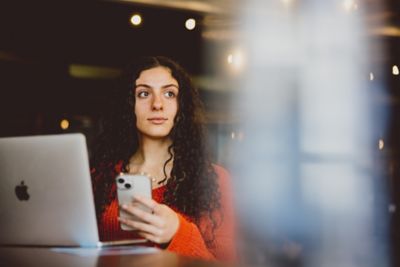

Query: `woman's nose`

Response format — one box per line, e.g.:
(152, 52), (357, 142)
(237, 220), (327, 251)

(152, 94), (163, 110)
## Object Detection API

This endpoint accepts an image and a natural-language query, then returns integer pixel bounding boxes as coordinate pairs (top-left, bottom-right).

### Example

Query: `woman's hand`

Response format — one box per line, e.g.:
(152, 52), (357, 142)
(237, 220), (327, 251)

(118, 196), (179, 245)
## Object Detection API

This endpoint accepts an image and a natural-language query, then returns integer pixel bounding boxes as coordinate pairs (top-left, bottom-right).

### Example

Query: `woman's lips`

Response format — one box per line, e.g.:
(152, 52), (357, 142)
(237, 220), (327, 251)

(148, 118), (167, 124)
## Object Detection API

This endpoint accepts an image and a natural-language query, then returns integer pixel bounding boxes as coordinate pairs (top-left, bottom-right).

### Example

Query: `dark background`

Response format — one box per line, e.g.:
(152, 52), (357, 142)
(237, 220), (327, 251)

(0, 1), (205, 136)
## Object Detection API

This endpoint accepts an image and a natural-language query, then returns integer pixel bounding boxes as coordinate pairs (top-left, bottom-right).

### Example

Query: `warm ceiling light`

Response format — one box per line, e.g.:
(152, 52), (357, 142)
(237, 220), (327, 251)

(60, 119), (69, 130)
(369, 72), (374, 81)
(227, 50), (245, 72)
(185, 18), (196, 30)
(378, 139), (384, 150)
(393, 65), (399, 76)
(227, 54), (233, 64)
(130, 14), (142, 26)
(281, 0), (293, 7)
(343, 0), (357, 12)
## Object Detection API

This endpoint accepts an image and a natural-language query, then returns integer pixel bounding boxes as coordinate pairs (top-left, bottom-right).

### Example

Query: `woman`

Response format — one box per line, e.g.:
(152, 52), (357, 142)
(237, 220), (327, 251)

(91, 56), (236, 261)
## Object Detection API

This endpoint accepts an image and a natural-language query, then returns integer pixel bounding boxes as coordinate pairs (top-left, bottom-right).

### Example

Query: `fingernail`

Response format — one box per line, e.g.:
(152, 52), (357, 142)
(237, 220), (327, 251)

(122, 204), (127, 209)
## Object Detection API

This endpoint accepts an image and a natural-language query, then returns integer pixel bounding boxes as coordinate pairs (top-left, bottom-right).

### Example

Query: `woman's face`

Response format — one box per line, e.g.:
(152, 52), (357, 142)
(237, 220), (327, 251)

(134, 66), (179, 140)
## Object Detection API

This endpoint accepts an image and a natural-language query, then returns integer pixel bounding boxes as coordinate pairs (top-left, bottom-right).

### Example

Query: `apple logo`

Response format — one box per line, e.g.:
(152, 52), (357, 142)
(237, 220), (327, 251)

(15, 181), (30, 201)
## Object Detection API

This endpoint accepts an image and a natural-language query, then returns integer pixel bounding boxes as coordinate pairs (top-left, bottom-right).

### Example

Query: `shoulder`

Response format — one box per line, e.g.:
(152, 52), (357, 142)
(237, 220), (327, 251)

(211, 164), (232, 191)
(211, 164), (235, 213)
(212, 164), (231, 180)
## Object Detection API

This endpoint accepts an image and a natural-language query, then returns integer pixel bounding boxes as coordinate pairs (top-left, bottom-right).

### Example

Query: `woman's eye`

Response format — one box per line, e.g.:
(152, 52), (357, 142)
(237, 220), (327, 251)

(137, 91), (149, 98)
(165, 91), (176, 98)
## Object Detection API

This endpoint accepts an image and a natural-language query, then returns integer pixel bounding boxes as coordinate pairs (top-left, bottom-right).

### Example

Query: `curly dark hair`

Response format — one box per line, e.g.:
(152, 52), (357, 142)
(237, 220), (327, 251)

(91, 56), (220, 237)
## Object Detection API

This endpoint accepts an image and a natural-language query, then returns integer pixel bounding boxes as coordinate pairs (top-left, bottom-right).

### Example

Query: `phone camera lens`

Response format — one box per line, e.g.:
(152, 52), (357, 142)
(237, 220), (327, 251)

(125, 183), (131, 189)
(118, 178), (125, 184)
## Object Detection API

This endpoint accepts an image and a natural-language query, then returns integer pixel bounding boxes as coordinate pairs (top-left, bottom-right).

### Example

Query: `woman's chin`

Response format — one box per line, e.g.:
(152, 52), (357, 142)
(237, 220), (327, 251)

(140, 131), (171, 140)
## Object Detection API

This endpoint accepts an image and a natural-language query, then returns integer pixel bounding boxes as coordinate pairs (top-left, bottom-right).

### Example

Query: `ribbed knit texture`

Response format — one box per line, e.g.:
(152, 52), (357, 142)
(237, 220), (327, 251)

(98, 164), (237, 262)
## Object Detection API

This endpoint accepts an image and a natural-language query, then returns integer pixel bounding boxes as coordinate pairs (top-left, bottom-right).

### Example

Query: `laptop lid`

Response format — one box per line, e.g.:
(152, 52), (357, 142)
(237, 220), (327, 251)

(0, 133), (101, 247)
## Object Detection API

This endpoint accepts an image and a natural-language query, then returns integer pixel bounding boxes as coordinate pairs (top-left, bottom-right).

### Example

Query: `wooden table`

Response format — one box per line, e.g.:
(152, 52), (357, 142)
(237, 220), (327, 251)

(0, 246), (232, 267)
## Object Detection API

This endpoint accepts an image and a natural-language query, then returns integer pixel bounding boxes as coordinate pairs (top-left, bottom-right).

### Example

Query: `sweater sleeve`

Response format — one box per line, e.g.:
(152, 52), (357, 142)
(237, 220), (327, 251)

(166, 165), (237, 262)
(167, 213), (216, 260)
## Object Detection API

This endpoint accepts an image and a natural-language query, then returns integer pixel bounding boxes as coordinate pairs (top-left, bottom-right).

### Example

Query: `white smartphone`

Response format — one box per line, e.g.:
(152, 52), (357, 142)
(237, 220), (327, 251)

(115, 173), (152, 231)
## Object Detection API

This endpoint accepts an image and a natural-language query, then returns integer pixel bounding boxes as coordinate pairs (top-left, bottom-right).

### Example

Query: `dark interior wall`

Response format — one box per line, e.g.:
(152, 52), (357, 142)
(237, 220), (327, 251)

(0, 1), (206, 138)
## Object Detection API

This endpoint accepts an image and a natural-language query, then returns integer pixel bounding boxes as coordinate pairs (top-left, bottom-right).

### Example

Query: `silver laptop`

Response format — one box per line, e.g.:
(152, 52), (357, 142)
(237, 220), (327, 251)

(0, 133), (143, 247)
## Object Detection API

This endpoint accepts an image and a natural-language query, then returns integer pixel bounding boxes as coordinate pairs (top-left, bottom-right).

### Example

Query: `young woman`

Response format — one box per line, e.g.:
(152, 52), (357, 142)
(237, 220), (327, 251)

(90, 56), (236, 261)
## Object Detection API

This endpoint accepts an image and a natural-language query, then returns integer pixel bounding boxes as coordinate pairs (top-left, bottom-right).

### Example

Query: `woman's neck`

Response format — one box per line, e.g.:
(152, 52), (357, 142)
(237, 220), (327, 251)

(129, 136), (173, 172)
(128, 137), (173, 187)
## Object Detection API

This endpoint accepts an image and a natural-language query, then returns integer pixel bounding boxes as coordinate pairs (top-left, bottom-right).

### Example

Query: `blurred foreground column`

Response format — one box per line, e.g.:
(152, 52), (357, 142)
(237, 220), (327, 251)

(230, 1), (389, 266)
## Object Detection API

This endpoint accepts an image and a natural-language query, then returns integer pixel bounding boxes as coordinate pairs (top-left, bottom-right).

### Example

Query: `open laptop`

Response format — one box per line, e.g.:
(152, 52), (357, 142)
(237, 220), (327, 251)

(0, 133), (144, 247)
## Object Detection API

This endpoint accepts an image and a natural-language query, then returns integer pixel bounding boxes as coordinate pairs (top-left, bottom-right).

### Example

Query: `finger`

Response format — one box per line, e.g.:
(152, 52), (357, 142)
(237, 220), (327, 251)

(119, 217), (162, 236)
(133, 196), (159, 211)
(122, 205), (164, 228)
(137, 232), (162, 244)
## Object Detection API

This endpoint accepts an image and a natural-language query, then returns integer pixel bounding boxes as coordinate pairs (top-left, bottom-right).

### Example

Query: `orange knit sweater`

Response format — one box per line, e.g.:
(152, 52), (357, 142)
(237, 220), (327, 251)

(97, 163), (237, 262)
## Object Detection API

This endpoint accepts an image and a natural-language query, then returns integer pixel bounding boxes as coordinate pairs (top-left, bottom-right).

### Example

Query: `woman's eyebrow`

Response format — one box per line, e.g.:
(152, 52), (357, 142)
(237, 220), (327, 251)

(162, 84), (179, 89)
(135, 84), (152, 89)
(135, 84), (178, 89)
